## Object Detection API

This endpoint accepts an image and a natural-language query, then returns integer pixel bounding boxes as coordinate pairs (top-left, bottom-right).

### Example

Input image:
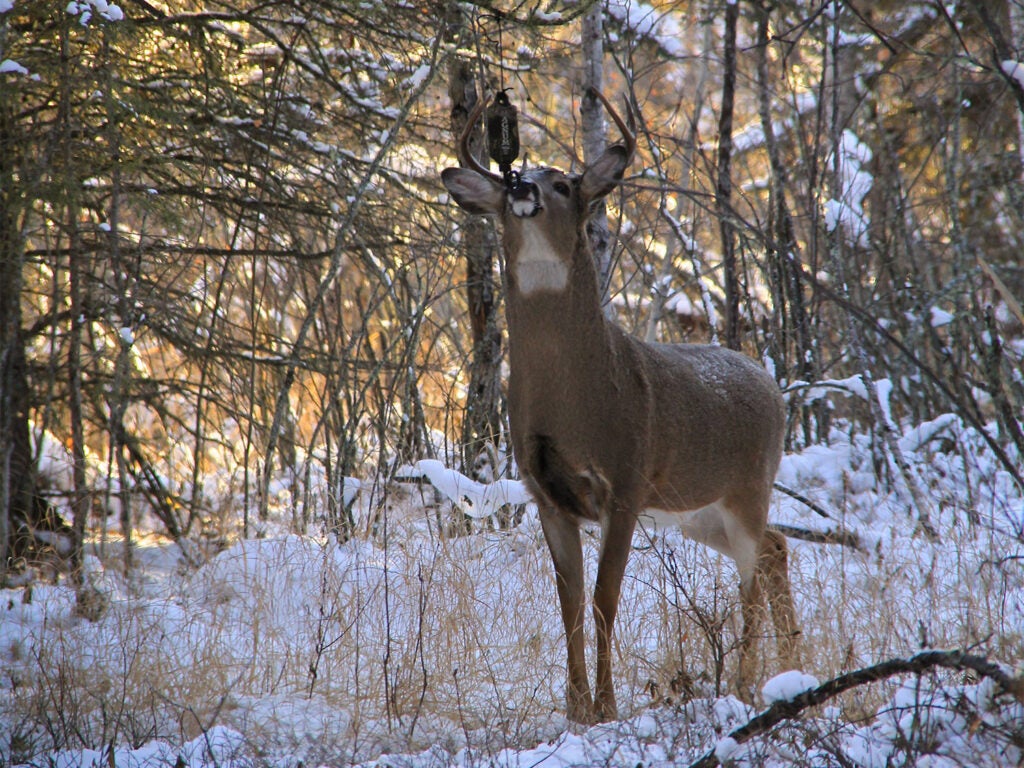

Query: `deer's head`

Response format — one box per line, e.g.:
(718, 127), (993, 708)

(441, 91), (635, 295)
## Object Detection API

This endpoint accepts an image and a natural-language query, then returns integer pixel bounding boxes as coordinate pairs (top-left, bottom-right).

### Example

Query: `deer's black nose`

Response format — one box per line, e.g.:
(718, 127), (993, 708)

(508, 179), (541, 218)
(509, 179), (537, 200)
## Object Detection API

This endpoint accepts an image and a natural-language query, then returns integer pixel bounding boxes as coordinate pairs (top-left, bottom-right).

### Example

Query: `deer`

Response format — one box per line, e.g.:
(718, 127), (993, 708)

(441, 90), (800, 724)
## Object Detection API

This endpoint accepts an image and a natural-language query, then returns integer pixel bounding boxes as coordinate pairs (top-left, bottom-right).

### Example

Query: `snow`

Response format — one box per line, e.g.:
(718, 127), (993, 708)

(929, 306), (954, 327)
(532, 9), (561, 23)
(402, 459), (532, 519)
(606, 0), (686, 58)
(898, 413), (958, 453)
(798, 372), (870, 402)
(403, 64), (431, 91)
(1002, 60), (1024, 90)
(761, 670), (819, 704)
(664, 290), (695, 316)
(875, 377), (896, 429)
(66, 0), (124, 24)
(731, 90), (818, 154)
(3, 411), (1023, 768)
(56, 727), (250, 768)
(1, 58), (29, 74)
(714, 736), (740, 762)
(825, 130), (874, 245)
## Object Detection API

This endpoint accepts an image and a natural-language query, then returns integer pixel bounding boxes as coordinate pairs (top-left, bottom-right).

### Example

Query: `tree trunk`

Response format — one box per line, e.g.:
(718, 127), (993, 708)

(1012, 1), (1024, 169)
(716, 0), (741, 350)
(0, 86), (21, 582)
(446, 6), (504, 481)
(580, 3), (614, 310)
(0, 342), (29, 585)
(646, 19), (714, 345)
(56, 20), (94, 600)
(754, 4), (819, 443)
(96, 36), (134, 574)
(824, 4), (937, 538)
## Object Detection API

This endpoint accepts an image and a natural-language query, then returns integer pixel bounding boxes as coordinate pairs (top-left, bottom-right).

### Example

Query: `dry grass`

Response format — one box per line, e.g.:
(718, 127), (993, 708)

(2, 472), (1022, 766)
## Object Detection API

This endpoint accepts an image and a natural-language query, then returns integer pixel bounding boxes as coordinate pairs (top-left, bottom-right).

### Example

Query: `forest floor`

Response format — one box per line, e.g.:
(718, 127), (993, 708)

(2, 414), (1023, 767)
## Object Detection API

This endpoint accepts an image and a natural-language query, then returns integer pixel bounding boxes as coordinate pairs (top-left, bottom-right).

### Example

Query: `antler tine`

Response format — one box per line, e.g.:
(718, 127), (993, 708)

(588, 87), (636, 167)
(458, 95), (504, 182)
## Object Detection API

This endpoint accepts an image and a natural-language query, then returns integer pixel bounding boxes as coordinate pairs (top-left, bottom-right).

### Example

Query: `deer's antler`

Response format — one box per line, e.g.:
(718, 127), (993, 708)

(458, 95), (504, 183)
(588, 88), (636, 167)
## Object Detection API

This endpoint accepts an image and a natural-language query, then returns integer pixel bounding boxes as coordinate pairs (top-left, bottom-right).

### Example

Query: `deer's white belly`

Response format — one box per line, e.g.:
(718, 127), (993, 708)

(640, 502), (758, 576)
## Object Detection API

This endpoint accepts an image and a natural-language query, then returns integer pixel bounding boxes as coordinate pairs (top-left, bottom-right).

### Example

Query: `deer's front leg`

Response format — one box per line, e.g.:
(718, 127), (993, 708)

(592, 509), (637, 722)
(538, 504), (593, 723)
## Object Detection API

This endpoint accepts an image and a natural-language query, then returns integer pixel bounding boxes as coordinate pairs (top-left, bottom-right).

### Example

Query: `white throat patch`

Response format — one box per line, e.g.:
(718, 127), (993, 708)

(512, 225), (569, 294)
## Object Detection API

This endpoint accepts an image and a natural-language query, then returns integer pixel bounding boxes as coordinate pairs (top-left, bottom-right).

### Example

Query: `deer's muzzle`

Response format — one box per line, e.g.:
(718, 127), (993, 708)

(509, 180), (541, 218)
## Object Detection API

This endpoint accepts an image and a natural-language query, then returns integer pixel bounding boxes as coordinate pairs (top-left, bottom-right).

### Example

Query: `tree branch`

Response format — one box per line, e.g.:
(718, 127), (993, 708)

(688, 649), (1024, 768)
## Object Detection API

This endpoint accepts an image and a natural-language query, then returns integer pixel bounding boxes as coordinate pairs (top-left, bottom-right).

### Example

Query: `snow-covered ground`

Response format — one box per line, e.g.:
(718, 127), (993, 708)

(2, 413), (1022, 767)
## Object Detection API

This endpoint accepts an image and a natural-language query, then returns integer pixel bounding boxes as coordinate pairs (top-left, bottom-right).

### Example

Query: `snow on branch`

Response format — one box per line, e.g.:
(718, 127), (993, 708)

(605, 0), (686, 58)
(401, 459), (532, 519)
(824, 130), (873, 246)
(688, 650), (1024, 768)
(66, 0), (124, 24)
(1001, 60), (1024, 90)
(0, 58), (29, 75)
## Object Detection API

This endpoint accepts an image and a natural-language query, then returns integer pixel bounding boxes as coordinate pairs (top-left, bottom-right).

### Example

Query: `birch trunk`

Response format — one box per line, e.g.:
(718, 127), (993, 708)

(580, 3), (614, 311)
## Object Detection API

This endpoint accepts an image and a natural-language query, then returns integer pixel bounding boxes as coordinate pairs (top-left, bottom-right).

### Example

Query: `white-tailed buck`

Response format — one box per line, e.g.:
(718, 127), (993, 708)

(441, 91), (799, 723)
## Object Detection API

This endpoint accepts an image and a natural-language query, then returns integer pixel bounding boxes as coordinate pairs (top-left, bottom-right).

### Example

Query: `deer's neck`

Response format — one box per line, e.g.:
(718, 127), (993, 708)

(508, 224), (571, 295)
(504, 227), (612, 379)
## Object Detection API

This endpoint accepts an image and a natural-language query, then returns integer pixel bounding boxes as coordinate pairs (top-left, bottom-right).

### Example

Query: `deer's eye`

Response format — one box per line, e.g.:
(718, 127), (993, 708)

(552, 181), (571, 197)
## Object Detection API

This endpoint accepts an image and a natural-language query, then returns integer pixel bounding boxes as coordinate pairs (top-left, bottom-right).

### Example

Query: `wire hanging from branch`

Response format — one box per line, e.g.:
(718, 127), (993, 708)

(478, 11), (521, 188)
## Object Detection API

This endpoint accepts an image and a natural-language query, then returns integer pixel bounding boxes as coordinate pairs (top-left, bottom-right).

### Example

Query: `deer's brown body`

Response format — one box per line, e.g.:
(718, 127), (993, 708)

(442, 93), (799, 723)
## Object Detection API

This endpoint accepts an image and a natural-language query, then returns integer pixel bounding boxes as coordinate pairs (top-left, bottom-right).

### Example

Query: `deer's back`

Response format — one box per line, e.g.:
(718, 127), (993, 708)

(633, 339), (785, 509)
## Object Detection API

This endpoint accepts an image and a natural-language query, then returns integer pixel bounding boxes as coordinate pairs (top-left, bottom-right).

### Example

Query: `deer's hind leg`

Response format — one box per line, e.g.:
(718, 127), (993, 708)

(733, 530), (766, 701)
(758, 527), (800, 669)
(675, 497), (765, 699)
(729, 505), (801, 700)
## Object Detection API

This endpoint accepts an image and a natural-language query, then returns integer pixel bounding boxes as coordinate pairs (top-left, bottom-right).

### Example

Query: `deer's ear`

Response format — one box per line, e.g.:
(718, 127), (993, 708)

(441, 168), (505, 215)
(579, 145), (630, 206)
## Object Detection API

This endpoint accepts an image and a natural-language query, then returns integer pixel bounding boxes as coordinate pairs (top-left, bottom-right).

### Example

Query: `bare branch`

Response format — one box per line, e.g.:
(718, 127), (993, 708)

(688, 649), (1024, 768)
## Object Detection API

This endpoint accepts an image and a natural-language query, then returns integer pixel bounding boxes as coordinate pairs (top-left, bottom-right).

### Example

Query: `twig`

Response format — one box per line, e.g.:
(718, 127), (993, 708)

(770, 523), (863, 552)
(773, 482), (833, 519)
